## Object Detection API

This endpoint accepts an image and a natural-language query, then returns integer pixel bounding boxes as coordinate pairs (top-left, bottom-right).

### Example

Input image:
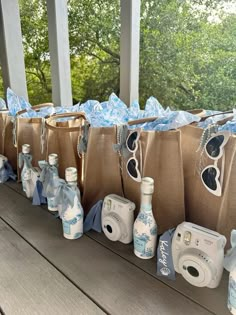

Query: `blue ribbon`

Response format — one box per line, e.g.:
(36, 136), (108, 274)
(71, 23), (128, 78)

(32, 180), (47, 205)
(157, 228), (176, 280)
(54, 178), (78, 218)
(0, 161), (16, 183)
(18, 153), (32, 169)
(78, 122), (90, 154)
(38, 160), (58, 198)
(83, 200), (103, 233)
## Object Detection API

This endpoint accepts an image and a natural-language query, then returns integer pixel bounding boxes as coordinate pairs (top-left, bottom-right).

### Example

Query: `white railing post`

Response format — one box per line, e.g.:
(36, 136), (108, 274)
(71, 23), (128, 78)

(46, 0), (72, 106)
(120, 0), (141, 106)
(0, 0), (28, 100)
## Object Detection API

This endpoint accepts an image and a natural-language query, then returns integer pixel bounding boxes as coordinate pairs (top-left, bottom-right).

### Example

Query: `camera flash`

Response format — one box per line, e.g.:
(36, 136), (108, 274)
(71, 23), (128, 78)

(184, 231), (191, 245)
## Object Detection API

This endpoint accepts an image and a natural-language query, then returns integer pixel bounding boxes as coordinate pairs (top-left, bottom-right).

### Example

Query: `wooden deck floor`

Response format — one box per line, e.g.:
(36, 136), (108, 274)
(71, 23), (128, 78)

(0, 182), (230, 315)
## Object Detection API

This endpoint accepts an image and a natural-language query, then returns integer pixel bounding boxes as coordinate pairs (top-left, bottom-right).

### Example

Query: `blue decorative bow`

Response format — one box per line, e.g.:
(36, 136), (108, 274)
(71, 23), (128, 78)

(18, 153), (32, 169)
(38, 160), (58, 198)
(32, 180), (47, 205)
(54, 178), (78, 218)
(0, 161), (16, 183)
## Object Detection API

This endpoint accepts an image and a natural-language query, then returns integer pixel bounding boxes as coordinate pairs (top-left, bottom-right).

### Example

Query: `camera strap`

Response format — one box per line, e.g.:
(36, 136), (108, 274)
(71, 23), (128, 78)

(157, 228), (176, 280)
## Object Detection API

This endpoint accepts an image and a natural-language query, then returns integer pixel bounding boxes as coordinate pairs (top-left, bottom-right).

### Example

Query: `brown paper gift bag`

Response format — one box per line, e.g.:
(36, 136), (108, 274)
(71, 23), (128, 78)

(0, 110), (17, 170)
(45, 112), (86, 188)
(122, 118), (185, 234)
(16, 103), (54, 178)
(82, 126), (124, 213)
(181, 121), (236, 246)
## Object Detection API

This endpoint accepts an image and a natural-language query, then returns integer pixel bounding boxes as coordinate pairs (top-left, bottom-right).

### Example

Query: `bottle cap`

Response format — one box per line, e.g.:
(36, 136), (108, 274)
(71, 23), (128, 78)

(141, 177), (154, 194)
(48, 153), (58, 166)
(0, 154), (7, 168)
(22, 144), (30, 154)
(0, 154), (7, 162)
(65, 167), (77, 182)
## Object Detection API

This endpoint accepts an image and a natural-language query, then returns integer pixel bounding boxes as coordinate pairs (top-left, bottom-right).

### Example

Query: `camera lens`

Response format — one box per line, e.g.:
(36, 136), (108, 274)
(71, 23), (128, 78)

(187, 266), (199, 278)
(106, 225), (113, 234)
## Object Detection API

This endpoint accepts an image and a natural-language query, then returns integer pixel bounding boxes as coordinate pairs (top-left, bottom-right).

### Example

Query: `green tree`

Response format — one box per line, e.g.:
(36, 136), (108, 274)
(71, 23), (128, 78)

(14, 0), (236, 110)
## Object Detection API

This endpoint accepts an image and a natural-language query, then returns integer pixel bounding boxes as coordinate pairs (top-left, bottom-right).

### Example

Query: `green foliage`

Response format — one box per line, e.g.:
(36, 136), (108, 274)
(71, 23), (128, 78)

(1, 0), (235, 110)
(139, 0), (236, 110)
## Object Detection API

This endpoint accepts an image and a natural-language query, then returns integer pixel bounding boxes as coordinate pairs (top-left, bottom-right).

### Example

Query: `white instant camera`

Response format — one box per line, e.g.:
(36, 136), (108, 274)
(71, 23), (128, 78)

(172, 222), (226, 288)
(102, 194), (135, 244)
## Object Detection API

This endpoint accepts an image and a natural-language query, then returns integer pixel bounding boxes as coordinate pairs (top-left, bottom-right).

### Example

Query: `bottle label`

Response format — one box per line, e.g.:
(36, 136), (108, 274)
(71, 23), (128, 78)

(63, 221), (71, 235)
(48, 197), (57, 210)
(229, 276), (236, 310)
(63, 214), (83, 238)
(134, 236), (146, 254)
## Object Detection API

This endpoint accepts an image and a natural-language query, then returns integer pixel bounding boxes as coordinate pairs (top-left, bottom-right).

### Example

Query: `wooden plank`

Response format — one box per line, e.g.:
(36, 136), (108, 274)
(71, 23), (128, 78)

(87, 231), (230, 315)
(0, 0), (28, 100)
(5, 181), (230, 315)
(120, 0), (140, 106)
(46, 0), (72, 106)
(0, 218), (104, 315)
(0, 184), (212, 315)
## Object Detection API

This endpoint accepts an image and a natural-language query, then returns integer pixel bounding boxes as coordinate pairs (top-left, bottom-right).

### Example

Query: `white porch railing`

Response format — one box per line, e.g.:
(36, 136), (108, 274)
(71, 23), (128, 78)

(0, 0), (140, 106)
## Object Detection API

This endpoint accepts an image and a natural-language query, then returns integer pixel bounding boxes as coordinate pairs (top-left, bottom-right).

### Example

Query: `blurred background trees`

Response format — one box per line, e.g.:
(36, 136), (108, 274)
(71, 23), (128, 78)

(2, 0), (236, 110)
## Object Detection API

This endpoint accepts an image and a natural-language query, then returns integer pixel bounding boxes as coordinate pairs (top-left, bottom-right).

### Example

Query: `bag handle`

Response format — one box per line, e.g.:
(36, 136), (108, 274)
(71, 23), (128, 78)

(45, 112), (86, 132)
(13, 103), (54, 148)
(16, 102), (54, 116)
(187, 109), (206, 117)
(128, 111), (235, 128)
(128, 116), (158, 126)
(199, 110), (233, 122)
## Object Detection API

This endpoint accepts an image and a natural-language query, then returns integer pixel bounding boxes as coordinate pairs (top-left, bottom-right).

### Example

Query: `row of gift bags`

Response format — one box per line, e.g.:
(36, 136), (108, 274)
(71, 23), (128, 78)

(0, 106), (235, 245)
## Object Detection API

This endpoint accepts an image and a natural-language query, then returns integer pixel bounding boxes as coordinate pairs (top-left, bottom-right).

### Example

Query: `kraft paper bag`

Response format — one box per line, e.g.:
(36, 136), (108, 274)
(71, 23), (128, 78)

(16, 103), (54, 179)
(45, 112), (86, 189)
(122, 127), (185, 234)
(82, 126), (124, 214)
(0, 110), (17, 170)
(181, 123), (236, 247)
(15, 103), (53, 179)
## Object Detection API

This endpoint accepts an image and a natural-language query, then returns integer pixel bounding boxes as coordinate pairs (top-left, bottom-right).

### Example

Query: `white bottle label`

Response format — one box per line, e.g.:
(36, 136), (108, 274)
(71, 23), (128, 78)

(62, 214), (83, 239)
(133, 237), (146, 255)
(62, 195), (83, 240)
(48, 197), (58, 211)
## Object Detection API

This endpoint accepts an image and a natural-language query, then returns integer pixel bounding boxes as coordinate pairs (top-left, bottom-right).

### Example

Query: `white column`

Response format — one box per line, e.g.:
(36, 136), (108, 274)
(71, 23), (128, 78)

(46, 0), (72, 106)
(0, 0), (28, 100)
(120, 0), (140, 106)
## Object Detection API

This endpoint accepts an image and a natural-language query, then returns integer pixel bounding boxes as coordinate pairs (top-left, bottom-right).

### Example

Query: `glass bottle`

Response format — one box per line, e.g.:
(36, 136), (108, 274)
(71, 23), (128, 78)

(133, 177), (158, 259)
(61, 167), (83, 240)
(229, 265), (236, 315)
(20, 144), (34, 198)
(47, 153), (59, 212)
